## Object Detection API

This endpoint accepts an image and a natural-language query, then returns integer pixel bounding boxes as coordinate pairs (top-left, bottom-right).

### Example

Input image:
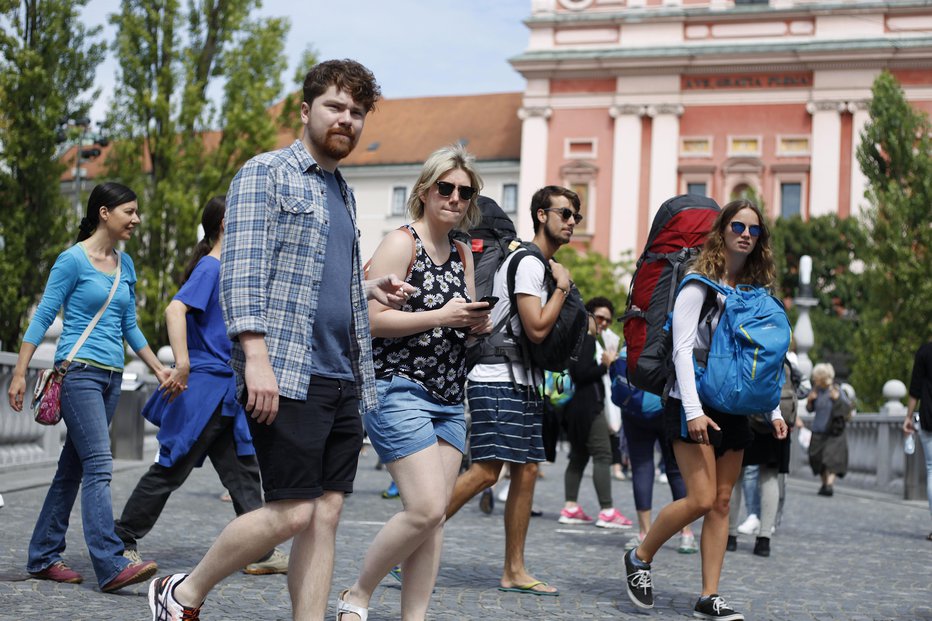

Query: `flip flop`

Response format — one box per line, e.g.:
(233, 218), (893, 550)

(498, 581), (559, 596)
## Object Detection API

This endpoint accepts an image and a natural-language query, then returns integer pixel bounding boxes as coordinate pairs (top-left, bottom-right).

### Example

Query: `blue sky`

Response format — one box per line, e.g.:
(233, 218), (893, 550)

(81, 0), (530, 124)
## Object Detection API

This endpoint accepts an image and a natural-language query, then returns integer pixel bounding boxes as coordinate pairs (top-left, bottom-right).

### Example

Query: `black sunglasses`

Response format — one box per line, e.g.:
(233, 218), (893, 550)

(543, 207), (583, 224)
(730, 221), (761, 237)
(436, 180), (476, 201)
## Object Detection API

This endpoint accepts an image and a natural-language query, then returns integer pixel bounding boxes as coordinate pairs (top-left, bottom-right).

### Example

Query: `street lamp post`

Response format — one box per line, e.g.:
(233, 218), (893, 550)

(794, 254), (818, 380)
(55, 117), (108, 217)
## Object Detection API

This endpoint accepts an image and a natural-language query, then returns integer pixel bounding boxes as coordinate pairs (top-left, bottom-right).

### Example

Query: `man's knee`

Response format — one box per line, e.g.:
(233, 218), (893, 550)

(471, 461), (503, 489)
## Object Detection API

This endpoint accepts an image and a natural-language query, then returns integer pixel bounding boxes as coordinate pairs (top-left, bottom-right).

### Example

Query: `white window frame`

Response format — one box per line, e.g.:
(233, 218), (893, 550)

(727, 135), (762, 158)
(501, 183), (518, 214)
(679, 136), (713, 158)
(563, 137), (598, 159)
(776, 134), (811, 157)
(390, 186), (407, 216)
(772, 175), (808, 219)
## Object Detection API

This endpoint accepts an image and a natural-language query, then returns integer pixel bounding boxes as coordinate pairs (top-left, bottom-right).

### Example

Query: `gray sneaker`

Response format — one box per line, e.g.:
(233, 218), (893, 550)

(243, 548), (288, 575)
(123, 548), (143, 564)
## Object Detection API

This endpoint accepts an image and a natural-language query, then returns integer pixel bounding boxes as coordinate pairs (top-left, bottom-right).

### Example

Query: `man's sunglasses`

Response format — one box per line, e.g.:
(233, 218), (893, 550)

(543, 207), (583, 224)
(436, 180), (476, 201)
(729, 221), (761, 237)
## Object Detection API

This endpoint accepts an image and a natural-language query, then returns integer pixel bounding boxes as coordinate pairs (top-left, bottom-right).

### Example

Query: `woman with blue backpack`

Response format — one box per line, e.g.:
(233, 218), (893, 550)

(623, 198), (789, 621)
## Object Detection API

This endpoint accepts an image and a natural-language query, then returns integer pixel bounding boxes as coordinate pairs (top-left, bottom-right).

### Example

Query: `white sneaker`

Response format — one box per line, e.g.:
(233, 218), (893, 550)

(737, 514), (761, 536)
(148, 573), (202, 620)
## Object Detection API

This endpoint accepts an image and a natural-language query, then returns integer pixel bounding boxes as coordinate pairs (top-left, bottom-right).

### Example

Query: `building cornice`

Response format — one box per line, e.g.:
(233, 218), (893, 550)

(510, 37), (932, 76)
(524, 0), (932, 27)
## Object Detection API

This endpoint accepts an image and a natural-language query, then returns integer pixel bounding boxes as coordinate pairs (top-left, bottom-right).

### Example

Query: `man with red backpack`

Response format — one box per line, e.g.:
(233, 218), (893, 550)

(444, 186), (581, 596)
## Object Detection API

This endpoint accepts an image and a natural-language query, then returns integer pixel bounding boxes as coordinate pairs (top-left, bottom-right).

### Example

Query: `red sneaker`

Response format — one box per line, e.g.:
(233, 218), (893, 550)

(102, 559), (158, 593)
(30, 561), (84, 584)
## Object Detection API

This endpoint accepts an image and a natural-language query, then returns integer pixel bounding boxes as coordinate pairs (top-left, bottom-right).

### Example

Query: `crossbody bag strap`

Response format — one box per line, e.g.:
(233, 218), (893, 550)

(61, 251), (122, 370)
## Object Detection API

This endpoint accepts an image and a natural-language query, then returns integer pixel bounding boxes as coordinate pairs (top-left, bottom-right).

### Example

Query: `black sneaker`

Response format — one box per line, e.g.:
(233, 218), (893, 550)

(624, 547), (653, 609)
(753, 536), (770, 557)
(693, 594), (744, 620)
(726, 535), (737, 552)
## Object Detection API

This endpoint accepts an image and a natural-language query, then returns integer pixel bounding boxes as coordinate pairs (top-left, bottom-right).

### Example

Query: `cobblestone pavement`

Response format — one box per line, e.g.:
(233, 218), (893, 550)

(1, 447), (929, 620)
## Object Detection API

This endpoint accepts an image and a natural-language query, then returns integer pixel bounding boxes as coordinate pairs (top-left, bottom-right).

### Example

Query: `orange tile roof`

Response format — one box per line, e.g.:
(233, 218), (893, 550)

(335, 92), (523, 166)
(62, 91), (523, 182)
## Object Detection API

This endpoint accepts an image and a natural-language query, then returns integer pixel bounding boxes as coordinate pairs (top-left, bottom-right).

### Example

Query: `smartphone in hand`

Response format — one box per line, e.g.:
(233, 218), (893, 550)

(478, 295), (499, 309)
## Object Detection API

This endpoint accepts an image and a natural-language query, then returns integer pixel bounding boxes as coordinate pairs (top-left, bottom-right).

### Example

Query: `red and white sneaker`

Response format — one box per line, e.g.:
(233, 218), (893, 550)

(149, 573), (201, 620)
(595, 508), (634, 529)
(558, 506), (594, 525)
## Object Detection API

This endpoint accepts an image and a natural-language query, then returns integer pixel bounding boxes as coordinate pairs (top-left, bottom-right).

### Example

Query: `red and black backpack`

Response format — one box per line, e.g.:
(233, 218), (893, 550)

(622, 194), (720, 395)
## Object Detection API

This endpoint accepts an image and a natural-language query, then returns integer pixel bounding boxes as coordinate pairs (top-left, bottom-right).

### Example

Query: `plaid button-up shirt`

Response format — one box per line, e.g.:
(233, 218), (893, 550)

(219, 140), (377, 415)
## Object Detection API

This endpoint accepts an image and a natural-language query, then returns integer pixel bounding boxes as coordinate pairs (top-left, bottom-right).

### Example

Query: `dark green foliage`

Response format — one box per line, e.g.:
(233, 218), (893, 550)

(105, 0), (288, 345)
(850, 71), (932, 407)
(0, 0), (104, 349)
(770, 214), (866, 379)
(554, 245), (634, 321)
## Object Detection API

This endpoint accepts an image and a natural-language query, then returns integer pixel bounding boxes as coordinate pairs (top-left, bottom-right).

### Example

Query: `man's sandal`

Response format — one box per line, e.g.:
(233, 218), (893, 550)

(336, 589), (368, 621)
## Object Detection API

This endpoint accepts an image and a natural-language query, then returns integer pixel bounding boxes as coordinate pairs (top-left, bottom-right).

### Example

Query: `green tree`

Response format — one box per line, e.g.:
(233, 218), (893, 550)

(851, 70), (932, 407)
(554, 245), (634, 319)
(105, 0), (288, 344)
(0, 0), (104, 349)
(770, 214), (866, 378)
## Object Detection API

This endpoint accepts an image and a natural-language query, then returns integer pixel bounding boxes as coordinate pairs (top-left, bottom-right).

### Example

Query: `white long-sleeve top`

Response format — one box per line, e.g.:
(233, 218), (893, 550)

(670, 280), (783, 423)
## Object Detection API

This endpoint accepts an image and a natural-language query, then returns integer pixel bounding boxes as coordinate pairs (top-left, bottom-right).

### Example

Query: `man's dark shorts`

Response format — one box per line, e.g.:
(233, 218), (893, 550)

(247, 375), (364, 502)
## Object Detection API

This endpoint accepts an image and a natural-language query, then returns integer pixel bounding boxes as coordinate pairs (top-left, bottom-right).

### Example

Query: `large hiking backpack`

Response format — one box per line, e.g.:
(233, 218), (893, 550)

(622, 194), (720, 394)
(609, 349), (663, 419)
(469, 196), (520, 301)
(464, 197), (588, 374)
(679, 274), (792, 416)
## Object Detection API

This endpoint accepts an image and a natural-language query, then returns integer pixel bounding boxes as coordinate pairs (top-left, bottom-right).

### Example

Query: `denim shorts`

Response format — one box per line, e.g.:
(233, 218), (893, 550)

(365, 375), (466, 463)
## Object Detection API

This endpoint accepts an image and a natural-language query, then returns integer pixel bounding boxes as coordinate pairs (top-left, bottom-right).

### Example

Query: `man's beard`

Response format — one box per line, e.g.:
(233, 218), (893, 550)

(544, 222), (569, 246)
(316, 128), (357, 160)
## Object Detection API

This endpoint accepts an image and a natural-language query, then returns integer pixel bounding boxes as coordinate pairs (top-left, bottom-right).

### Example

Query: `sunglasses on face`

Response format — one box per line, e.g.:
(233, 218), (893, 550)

(593, 314), (612, 324)
(436, 180), (476, 201)
(543, 207), (583, 224)
(729, 221), (761, 237)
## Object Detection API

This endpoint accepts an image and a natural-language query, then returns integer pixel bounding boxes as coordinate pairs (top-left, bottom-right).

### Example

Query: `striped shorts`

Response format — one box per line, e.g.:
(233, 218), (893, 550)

(466, 382), (545, 464)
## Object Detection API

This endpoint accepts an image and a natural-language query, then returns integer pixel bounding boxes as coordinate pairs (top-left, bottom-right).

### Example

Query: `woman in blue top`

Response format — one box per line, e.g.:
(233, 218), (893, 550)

(336, 145), (492, 621)
(113, 196), (287, 575)
(8, 182), (170, 592)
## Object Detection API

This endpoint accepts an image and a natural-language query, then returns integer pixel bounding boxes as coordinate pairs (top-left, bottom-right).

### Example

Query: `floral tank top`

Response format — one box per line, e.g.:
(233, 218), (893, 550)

(371, 225), (470, 404)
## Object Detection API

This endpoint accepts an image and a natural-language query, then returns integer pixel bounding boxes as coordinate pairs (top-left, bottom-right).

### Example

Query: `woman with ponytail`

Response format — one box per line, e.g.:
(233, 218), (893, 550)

(113, 196), (288, 575)
(8, 182), (170, 592)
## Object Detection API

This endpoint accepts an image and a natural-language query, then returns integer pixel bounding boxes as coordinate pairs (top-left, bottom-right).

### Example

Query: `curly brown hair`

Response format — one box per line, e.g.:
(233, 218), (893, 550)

(303, 59), (381, 112)
(692, 198), (776, 288)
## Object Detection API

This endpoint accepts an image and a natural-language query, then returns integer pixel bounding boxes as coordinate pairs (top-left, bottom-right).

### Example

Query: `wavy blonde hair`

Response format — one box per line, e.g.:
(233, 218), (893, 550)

(811, 362), (835, 388)
(692, 198), (776, 288)
(407, 144), (483, 231)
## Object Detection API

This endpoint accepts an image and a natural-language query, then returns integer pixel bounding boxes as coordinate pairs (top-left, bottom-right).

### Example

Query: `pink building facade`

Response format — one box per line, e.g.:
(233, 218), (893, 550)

(509, 0), (932, 259)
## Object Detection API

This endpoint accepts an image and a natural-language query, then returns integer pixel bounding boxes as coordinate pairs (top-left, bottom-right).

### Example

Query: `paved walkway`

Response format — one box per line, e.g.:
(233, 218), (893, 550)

(1, 447), (929, 620)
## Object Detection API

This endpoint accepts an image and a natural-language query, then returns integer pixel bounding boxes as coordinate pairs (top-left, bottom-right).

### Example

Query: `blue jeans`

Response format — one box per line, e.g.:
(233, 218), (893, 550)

(742, 464), (761, 517)
(918, 428), (932, 518)
(27, 363), (130, 587)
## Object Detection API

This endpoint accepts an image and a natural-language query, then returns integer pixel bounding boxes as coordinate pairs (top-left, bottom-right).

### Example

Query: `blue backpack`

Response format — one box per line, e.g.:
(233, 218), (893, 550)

(610, 350), (664, 419)
(678, 274), (792, 416)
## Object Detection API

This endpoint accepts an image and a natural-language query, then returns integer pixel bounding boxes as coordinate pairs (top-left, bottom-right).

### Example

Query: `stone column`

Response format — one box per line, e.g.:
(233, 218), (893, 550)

(517, 106), (552, 239)
(609, 104), (646, 261)
(647, 104), (683, 222)
(806, 100), (846, 217)
(847, 100), (871, 217)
